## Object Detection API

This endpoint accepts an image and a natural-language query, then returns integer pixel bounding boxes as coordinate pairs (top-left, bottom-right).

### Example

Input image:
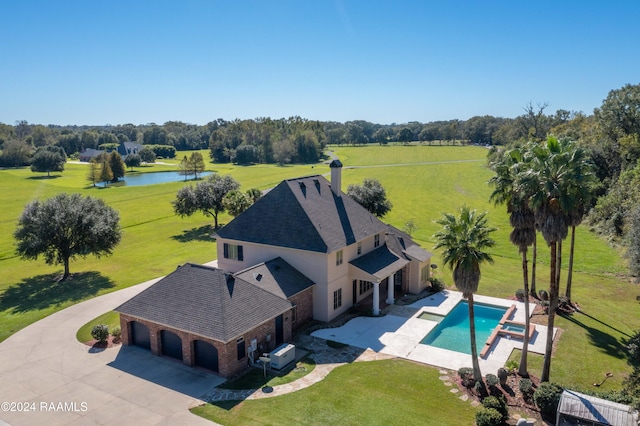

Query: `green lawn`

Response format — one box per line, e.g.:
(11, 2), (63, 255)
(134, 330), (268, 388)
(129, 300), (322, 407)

(76, 311), (121, 343)
(1, 145), (639, 423)
(191, 359), (477, 426)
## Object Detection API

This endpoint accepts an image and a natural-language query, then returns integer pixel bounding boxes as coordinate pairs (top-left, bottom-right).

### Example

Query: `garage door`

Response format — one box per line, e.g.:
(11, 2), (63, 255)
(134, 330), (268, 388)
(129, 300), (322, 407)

(194, 340), (219, 372)
(131, 321), (150, 350)
(160, 330), (183, 361)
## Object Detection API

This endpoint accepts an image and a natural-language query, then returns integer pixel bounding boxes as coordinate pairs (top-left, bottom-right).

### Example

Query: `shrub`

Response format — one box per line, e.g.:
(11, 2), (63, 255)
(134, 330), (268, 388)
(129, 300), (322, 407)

(111, 326), (121, 340)
(534, 382), (564, 419)
(475, 407), (503, 426)
(430, 277), (445, 293)
(626, 330), (640, 364)
(458, 367), (476, 388)
(482, 395), (508, 422)
(91, 324), (110, 343)
(486, 373), (499, 389)
(515, 289), (525, 300)
(519, 378), (533, 398)
(538, 289), (549, 300)
(504, 359), (518, 373)
(497, 367), (509, 386)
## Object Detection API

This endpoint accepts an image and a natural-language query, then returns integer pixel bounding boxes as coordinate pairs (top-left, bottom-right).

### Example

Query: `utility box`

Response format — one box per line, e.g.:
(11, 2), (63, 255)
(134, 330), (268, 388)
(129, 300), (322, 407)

(270, 343), (295, 370)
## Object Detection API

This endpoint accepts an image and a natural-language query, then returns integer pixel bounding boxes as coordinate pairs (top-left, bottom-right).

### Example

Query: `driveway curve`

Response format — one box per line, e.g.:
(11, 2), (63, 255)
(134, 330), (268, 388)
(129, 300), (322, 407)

(0, 279), (223, 426)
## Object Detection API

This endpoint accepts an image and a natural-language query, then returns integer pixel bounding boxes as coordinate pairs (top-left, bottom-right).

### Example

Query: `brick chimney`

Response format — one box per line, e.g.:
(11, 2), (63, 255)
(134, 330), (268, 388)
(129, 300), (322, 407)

(329, 159), (343, 195)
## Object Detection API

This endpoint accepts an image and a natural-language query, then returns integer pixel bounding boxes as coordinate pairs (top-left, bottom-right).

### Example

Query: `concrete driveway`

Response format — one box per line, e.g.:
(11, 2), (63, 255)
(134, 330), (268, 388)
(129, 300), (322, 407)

(0, 279), (224, 426)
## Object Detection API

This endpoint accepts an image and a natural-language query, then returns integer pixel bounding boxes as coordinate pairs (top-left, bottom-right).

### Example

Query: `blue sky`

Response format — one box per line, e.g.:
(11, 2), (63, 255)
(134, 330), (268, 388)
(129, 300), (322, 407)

(1, 1), (638, 126)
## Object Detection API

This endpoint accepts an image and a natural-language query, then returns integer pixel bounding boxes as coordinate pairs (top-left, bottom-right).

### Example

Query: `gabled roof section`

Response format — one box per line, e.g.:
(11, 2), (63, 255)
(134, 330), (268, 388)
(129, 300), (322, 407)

(234, 257), (315, 299)
(349, 244), (409, 281)
(216, 175), (389, 253)
(385, 225), (432, 262)
(115, 263), (292, 343)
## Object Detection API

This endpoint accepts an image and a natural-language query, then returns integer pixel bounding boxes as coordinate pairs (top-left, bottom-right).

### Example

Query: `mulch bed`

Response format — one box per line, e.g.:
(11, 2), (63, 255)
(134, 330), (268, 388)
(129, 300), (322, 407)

(84, 335), (121, 349)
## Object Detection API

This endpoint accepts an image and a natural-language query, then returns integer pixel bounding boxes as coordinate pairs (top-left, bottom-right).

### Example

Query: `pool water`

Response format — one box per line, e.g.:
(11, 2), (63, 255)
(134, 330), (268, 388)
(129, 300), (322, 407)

(420, 301), (507, 354)
(122, 171), (212, 186)
(502, 323), (525, 333)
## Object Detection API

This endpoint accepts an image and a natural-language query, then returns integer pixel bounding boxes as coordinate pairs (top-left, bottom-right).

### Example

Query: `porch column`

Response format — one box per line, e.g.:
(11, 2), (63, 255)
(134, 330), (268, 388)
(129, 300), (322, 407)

(372, 281), (380, 316)
(386, 273), (395, 305)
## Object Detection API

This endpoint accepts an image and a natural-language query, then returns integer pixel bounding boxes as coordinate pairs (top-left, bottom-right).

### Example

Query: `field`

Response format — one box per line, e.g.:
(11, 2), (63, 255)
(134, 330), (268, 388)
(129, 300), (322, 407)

(1, 144), (638, 401)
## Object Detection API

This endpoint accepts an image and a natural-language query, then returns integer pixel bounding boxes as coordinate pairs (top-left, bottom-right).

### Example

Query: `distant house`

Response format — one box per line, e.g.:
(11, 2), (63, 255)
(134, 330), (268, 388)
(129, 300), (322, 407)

(117, 160), (432, 376)
(117, 141), (143, 159)
(79, 148), (106, 162)
(116, 260), (314, 377)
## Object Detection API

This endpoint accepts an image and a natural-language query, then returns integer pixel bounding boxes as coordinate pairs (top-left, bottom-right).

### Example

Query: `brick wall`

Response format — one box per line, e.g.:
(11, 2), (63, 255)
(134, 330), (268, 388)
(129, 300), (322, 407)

(289, 286), (314, 330)
(119, 311), (296, 379)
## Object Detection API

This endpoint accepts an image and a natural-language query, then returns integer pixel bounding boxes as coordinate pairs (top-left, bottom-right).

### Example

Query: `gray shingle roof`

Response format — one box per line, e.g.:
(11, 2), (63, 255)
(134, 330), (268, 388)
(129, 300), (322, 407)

(349, 244), (409, 281)
(384, 225), (433, 262)
(234, 257), (315, 299)
(115, 263), (293, 343)
(216, 175), (389, 253)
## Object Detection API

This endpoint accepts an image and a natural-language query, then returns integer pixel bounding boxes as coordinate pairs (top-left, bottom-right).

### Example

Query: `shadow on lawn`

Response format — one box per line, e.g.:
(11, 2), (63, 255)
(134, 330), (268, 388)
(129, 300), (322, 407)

(0, 271), (115, 313)
(172, 225), (216, 243)
(559, 311), (627, 360)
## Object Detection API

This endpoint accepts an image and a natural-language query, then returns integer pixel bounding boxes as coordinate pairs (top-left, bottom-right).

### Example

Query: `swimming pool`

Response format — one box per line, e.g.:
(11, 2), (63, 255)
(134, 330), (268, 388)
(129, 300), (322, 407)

(420, 301), (507, 354)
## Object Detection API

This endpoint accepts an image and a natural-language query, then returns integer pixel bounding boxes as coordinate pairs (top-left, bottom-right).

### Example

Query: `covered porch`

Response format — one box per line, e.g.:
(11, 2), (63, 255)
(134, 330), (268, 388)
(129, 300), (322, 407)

(349, 244), (409, 316)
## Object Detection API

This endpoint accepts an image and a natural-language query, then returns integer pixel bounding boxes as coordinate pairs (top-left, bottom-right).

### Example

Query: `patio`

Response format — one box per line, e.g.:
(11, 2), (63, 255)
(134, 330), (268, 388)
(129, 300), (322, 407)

(312, 290), (556, 374)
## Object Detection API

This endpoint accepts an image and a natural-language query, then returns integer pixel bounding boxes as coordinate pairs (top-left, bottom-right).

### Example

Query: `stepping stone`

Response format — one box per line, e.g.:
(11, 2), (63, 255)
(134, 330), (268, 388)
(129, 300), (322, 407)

(439, 375), (450, 381)
(458, 393), (468, 401)
(450, 388), (459, 394)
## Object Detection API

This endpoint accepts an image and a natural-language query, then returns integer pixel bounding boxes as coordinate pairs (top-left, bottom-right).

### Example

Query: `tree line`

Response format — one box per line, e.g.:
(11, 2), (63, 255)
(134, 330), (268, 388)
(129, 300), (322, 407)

(0, 106), (586, 168)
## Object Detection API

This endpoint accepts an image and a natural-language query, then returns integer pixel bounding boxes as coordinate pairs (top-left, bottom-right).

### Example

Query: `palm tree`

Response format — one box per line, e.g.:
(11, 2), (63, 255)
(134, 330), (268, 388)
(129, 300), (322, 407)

(489, 147), (535, 377)
(521, 136), (584, 382)
(434, 206), (496, 384)
(564, 147), (595, 303)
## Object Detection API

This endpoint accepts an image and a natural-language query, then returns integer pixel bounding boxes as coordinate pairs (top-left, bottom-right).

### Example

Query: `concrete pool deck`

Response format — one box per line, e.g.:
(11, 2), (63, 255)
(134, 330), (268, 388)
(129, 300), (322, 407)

(312, 290), (556, 373)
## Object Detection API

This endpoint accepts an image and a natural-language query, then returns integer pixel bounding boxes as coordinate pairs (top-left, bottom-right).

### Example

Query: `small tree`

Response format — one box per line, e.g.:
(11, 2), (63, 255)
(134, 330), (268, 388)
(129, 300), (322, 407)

(223, 190), (251, 217)
(346, 178), (393, 217)
(139, 147), (156, 163)
(124, 153), (141, 170)
(91, 324), (110, 343)
(172, 174), (240, 228)
(30, 145), (66, 177)
(14, 193), (122, 281)
(86, 158), (101, 187)
(109, 151), (126, 182)
(99, 158), (113, 187)
(246, 188), (262, 204)
(534, 382), (564, 420)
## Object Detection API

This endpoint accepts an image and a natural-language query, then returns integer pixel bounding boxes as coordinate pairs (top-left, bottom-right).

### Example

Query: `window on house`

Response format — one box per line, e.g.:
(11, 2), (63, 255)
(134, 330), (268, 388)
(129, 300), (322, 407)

(357, 242), (362, 255)
(421, 266), (430, 283)
(336, 249), (343, 266)
(374, 234), (380, 248)
(333, 289), (342, 310)
(223, 243), (244, 261)
(291, 304), (297, 323)
(359, 280), (372, 295)
(237, 337), (246, 360)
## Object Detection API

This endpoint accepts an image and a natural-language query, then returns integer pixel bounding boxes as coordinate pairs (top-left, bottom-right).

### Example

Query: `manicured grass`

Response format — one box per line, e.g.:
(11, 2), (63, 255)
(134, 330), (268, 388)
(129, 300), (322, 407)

(191, 359), (477, 425)
(1, 145), (639, 407)
(218, 358), (316, 390)
(76, 311), (120, 343)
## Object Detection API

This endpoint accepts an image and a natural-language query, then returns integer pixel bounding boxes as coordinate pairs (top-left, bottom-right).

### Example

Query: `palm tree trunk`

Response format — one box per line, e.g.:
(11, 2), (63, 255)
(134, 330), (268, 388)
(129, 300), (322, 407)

(530, 233), (537, 297)
(468, 293), (483, 383)
(541, 241), (558, 382)
(566, 225), (576, 303)
(556, 239), (563, 296)
(518, 249), (530, 377)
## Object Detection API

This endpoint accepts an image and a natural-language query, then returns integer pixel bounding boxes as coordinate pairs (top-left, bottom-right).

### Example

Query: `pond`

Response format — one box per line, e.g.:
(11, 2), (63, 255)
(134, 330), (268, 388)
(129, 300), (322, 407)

(122, 171), (212, 186)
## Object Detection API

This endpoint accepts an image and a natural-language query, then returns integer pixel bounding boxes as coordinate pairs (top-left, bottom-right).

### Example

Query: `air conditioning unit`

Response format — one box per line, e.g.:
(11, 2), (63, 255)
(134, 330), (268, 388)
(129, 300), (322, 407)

(269, 343), (295, 370)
